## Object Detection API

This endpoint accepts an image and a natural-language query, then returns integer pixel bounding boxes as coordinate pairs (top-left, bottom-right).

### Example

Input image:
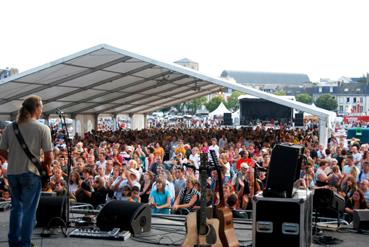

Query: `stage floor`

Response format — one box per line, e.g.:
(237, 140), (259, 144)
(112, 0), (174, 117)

(0, 209), (368, 247)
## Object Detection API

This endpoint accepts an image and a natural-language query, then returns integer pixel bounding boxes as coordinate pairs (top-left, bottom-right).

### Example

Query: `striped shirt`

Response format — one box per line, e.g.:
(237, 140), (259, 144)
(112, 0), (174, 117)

(178, 187), (199, 210)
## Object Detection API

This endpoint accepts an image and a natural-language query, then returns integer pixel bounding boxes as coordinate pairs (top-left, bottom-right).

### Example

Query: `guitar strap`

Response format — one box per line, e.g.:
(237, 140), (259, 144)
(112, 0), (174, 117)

(12, 122), (44, 176)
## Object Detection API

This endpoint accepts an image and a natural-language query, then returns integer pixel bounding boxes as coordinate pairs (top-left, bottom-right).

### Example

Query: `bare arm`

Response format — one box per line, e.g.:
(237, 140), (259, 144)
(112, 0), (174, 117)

(0, 149), (8, 163)
(174, 194), (198, 210)
(43, 151), (54, 176)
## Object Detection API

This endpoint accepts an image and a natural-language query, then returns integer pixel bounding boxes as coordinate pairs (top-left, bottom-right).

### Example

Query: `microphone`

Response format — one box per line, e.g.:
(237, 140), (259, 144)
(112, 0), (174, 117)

(252, 158), (268, 172)
(56, 108), (64, 115)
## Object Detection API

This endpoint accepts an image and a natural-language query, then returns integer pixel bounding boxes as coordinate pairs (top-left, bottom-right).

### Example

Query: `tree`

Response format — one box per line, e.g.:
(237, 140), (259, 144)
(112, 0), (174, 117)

(274, 89), (286, 96)
(296, 93), (313, 104)
(225, 91), (243, 111)
(315, 94), (338, 111)
(186, 96), (207, 114)
(205, 96), (224, 112)
(173, 104), (184, 112)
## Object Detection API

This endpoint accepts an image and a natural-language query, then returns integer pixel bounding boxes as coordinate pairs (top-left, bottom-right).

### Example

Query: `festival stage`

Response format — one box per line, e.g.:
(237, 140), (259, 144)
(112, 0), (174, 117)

(0, 209), (368, 247)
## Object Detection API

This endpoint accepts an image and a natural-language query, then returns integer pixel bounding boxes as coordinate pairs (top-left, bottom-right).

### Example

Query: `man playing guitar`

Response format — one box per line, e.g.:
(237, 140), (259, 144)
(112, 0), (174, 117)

(0, 95), (53, 247)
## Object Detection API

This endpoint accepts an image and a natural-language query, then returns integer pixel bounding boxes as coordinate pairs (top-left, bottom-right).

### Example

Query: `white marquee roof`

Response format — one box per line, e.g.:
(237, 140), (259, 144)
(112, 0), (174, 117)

(209, 102), (231, 119)
(0, 44), (334, 126)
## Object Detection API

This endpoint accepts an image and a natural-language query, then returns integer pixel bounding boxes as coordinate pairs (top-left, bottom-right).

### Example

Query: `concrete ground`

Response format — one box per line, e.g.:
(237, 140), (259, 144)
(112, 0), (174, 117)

(0, 207), (368, 247)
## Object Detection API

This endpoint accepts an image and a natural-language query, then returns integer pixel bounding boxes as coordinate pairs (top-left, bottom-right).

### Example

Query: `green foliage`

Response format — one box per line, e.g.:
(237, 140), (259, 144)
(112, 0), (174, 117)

(174, 104), (183, 112)
(185, 96), (207, 114)
(225, 91), (243, 111)
(274, 89), (286, 96)
(161, 107), (171, 112)
(205, 96), (224, 112)
(296, 93), (313, 104)
(315, 94), (338, 111)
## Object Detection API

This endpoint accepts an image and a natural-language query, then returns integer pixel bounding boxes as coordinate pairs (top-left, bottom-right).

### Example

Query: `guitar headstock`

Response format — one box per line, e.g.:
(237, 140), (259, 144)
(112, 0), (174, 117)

(209, 150), (225, 207)
(200, 153), (208, 172)
(209, 150), (219, 168)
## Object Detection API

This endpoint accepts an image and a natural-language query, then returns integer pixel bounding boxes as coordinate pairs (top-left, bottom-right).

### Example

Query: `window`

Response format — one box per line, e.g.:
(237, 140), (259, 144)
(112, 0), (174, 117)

(353, 97), (357, 103)
(344, 88), (349, 92)
(330, 87), (333, 93)
(346, 97), (350, 103)
(360, 106), (363, 112)
(339, 105), (344, 112)
(318, 87), (322, 93)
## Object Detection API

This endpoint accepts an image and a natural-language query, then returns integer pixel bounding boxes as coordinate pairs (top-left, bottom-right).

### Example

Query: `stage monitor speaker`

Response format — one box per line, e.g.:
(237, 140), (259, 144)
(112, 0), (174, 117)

(353, 209), (369, 230)
(294, 113), (304, 127)
(264, 143), (304, 198)
(96, 200), (151, 235)
(223, 113), (232, 125)
(313, 188), (345, 217)
(36, 196), (67, 228)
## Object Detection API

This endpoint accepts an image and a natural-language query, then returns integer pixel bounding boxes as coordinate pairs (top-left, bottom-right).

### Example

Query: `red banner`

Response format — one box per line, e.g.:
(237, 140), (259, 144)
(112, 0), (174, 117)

(343, 115), (369, 124)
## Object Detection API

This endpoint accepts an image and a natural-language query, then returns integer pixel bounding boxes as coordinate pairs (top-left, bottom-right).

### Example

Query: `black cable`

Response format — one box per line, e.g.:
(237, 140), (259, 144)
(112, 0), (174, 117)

(131, 236), (181, 246)
(313, 235), (343, 245)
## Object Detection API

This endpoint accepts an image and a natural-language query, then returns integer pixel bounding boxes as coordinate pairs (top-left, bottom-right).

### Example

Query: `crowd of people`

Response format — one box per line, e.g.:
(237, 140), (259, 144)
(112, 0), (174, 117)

(2, 123), (369, 221)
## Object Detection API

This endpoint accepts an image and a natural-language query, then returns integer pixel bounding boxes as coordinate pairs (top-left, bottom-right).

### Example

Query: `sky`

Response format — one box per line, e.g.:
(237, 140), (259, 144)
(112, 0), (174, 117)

(1, 0), (368, 82)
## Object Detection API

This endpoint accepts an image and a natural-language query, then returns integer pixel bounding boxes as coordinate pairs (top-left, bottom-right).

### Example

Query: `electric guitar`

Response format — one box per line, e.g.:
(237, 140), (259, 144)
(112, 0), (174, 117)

(182, 153), (222, 247)
(209, 150), (239, 247)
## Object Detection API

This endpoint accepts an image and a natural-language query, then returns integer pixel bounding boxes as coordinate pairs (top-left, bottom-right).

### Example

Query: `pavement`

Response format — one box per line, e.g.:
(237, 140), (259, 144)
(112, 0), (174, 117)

(0, 206), (368, 247)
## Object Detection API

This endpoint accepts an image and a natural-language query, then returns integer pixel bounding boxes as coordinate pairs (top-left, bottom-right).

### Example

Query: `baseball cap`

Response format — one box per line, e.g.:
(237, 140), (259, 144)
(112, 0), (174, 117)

(241, 162), (249, 169)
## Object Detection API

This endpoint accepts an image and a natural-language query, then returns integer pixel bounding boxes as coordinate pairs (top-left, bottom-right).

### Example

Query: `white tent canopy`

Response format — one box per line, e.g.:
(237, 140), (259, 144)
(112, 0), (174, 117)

(209, 102), (231, 119)
(0, 44), (334, 146)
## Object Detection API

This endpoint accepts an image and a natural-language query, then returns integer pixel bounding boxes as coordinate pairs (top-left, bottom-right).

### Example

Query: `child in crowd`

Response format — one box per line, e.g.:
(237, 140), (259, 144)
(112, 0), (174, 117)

(129, 186), (141, 203)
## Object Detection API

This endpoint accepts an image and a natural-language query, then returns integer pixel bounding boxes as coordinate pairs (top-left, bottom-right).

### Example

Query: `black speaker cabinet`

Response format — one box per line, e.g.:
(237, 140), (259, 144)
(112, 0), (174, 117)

(295, 113), (304, 127)
(353, 209), (369, 230)
(313, 188), (345, 218)
(223, 113), (233, 125)
(253, 190), (312, 247)
(264, 143), (304, 198)
(96, 200), (151, 235)
(36, 196), (67, 228)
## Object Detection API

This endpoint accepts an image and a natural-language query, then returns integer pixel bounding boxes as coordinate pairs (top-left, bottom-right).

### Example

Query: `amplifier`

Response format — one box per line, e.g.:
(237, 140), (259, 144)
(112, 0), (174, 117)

(253, 190), (312, 247)
(69, 227), (131, 241)
(0, 201), (11, 211)
(353, 209), (369, 230)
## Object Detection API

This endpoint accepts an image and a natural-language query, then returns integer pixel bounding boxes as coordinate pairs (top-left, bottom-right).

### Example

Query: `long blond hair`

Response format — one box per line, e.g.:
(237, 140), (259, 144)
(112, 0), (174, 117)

(16, 95), (42, 123)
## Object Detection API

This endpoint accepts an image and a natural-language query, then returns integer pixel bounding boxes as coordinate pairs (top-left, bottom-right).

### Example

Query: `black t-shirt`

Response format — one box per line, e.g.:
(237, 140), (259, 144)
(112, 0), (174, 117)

(310, 149), (318, 159)
(336, 156), (344, 170)
(91, 187), (108, 208)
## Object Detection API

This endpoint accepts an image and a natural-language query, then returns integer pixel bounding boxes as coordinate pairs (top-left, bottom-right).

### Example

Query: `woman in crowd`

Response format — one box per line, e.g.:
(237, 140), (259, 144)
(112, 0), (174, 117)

(314, 160), (329, 187)
(69, 171), (81, 200)
(140, 171), (155, 203)
(172, 176), (199, 215)
(219, 152), (231, 183)
(344, 189), (368, 222)
(149, 177), (171, 214)
(340, 175), (358, 200)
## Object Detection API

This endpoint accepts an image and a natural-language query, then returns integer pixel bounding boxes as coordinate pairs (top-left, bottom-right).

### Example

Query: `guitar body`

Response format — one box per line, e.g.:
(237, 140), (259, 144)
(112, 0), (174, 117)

(182, 211), (223, 247)
(209, 150), (239, 247)
(215, 207), (239, 247)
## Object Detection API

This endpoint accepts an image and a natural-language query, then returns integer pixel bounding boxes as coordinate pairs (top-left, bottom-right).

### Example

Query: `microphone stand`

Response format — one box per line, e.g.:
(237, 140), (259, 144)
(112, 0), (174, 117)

(57, 110), (72, 235)
(252, 159), (268, 196)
